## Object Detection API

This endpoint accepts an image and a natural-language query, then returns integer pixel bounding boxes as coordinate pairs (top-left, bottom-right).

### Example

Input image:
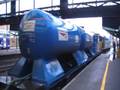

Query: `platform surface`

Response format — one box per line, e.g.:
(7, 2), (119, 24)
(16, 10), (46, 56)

(105, 58), (120, 90)
(62, 49), (120, 90)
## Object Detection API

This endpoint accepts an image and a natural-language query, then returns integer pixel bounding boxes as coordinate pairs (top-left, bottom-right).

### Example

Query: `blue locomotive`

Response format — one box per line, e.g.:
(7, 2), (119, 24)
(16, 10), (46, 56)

(9, 9), (111, 89)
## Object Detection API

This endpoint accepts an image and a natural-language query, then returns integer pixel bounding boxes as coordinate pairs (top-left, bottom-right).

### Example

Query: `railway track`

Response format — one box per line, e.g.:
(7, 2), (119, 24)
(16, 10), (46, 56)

(0, 54), (21, 74)
(0, 49), (110, 90)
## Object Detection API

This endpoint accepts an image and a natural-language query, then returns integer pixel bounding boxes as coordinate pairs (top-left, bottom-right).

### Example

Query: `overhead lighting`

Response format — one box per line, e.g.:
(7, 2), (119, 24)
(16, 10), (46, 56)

(103, 26), (118, 32)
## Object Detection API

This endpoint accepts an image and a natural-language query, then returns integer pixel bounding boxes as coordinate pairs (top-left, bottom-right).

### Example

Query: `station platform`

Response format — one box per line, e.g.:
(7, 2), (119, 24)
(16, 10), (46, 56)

(0, 48), (20, 56)
(62, 49), (120, 90)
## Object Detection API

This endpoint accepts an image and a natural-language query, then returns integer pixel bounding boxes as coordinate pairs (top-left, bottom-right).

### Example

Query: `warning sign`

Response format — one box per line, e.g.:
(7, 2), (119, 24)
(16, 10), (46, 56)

(58, 30), (68, 41)
(24, 20), (35, 31)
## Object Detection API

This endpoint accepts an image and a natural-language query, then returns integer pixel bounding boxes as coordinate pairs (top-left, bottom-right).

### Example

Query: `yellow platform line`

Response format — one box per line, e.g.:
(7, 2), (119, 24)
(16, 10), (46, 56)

(100, 60), (110, 90)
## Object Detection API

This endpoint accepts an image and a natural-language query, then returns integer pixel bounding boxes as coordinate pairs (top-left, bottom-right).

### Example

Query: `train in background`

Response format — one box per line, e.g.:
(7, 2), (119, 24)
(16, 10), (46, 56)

(0, 31), (19, 49)
(92, 34), (111, 54)
(0, 32), (10, 49)
(8, 9), (111, 90)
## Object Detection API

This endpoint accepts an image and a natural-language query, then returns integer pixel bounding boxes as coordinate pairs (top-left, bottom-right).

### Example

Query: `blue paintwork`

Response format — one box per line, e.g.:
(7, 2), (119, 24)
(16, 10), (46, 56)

(19, 9), (87, 59)
(8, 57), (33, 77)
(80, 33), (93, 50)
(0, 35), (3, 49)
(6, 34), (10, 49)
(0, 33), (10, 49)
(92, 34), (100, 54)
(73, 50), (88, 64)
(18, 9), (95, 87)
(32, 58), (64, 87)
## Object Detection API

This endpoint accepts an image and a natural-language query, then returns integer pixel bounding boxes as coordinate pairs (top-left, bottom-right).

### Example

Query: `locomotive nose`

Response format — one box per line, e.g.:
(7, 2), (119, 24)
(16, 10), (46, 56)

(19, 9), (52, 59)
(19, 9), (82, 60)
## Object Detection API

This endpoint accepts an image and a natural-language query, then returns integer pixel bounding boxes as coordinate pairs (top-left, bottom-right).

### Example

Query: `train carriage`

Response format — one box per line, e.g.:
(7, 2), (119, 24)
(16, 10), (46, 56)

(0, 32), (10, 49)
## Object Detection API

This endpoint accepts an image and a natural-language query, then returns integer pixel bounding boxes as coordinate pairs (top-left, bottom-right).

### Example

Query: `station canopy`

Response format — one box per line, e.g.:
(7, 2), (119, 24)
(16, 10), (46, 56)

(103, 27), (120, 38)
(0, 0), (15, 4)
